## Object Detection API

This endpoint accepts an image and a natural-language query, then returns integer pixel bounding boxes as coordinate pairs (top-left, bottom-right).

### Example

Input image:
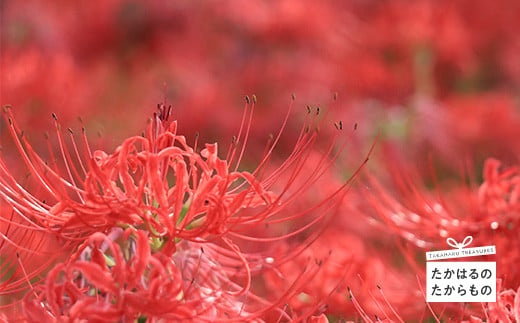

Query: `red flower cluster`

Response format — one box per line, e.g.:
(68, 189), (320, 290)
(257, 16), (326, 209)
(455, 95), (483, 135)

(3, 0), (520, 321)
(0, 100), (373, 321)
(348, 157), (520, 320)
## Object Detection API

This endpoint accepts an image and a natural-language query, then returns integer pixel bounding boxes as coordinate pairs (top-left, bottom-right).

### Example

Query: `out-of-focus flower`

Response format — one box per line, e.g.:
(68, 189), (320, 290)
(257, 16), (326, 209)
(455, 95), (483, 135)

(4, 0), (520, 154)
(350, 279), (520, 322)
(263, 226), (424, 320)
(358, 157), (520, 320)
(484, 280), (520, 323)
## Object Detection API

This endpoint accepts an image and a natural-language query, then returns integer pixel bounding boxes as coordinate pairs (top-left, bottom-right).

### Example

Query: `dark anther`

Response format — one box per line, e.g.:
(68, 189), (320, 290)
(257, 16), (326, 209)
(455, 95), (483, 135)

(52, 113), (58, 121)
(245, 95), (250, 104)
(156, 103), (172, 122)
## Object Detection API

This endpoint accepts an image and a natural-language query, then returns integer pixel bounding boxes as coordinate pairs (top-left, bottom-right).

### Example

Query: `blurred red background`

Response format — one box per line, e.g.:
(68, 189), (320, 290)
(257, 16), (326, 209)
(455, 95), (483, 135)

(3, 0), (520, 166)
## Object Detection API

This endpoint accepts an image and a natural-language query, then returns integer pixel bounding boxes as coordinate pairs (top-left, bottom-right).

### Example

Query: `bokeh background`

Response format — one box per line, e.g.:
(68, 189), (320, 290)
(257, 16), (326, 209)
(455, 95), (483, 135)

(3, 0), (520, 165)
(2, 0), (520, 320)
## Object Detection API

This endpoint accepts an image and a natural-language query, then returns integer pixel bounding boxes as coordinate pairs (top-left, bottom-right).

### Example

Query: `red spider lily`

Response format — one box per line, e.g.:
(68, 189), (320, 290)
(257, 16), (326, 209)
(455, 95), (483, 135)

(18, 226), (324, 321)
(349, 279), (520, 322)
(21, 228), (270, 321)
(0, 97), (367, 245)
(486, 281), (520, 323)
(5, 0), (520, 149)
(0, 206), (70, 317)
(358, 157), (520, 320)
(0, 98), (374, 321)
(262, 226), (424, 320)
(367, 158), (520, 282)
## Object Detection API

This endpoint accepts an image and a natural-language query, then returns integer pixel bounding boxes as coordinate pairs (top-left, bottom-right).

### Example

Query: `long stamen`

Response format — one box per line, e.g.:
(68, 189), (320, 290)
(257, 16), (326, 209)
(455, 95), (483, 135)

(15, 253), (39, 300)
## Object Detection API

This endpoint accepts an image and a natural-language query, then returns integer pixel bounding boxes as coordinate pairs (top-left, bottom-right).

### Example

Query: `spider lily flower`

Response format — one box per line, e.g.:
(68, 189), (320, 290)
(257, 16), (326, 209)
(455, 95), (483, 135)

(349, 279), (520, 322)
(21, 228), (268, 321)
(0, 97), (373, 321)
(366, 159), (520, 271)
(361, 158), (520, 320)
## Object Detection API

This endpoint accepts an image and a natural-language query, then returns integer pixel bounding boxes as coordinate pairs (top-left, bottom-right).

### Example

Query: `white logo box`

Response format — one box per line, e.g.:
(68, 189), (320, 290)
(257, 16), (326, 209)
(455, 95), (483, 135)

(425, 236), (496, 303)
